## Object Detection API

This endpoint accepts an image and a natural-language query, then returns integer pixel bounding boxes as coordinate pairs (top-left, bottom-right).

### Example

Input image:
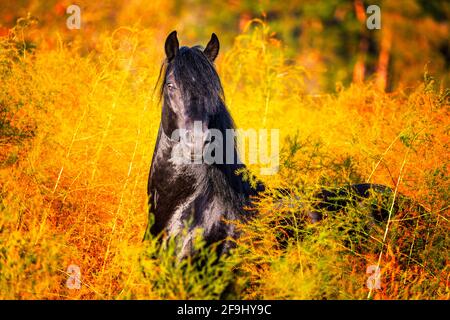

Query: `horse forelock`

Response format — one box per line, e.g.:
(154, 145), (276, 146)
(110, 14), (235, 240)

(160, 46), (231, 118)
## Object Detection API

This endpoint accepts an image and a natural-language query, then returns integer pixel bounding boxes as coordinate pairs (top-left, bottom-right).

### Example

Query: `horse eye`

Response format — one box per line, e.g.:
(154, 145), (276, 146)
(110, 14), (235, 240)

(166, 82), (175, 90)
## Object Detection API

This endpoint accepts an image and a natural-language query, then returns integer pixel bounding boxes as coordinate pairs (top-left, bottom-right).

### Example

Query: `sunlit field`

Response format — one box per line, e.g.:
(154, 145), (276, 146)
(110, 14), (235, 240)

(0, 1), (449, 300)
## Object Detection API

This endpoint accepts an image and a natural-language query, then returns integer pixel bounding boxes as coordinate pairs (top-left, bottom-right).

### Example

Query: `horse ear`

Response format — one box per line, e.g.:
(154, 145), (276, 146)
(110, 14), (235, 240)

(203, 33), (220, 62)
(165, 30), (179, 62)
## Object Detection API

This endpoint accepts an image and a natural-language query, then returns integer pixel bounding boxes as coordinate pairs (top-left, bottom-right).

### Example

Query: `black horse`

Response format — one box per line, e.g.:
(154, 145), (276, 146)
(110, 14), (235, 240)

(144, 31), (264, 259)
(144, 31), (411, 259)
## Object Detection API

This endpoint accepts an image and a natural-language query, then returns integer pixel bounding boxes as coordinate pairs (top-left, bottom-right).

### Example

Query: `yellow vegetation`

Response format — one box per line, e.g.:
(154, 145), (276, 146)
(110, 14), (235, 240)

(0, 17), (448, 299)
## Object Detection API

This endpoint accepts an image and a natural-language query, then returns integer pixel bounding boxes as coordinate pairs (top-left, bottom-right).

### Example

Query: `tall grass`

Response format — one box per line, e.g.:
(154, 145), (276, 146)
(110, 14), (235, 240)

(0, 18), (448, 299)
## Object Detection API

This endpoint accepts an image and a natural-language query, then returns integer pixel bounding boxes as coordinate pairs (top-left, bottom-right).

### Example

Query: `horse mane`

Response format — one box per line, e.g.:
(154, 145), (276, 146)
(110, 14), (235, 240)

(156, 45), (262, 197)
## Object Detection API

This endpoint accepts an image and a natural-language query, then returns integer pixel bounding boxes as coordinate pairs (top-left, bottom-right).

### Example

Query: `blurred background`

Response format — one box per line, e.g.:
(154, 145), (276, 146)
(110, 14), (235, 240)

(1, 0), (449, 93)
